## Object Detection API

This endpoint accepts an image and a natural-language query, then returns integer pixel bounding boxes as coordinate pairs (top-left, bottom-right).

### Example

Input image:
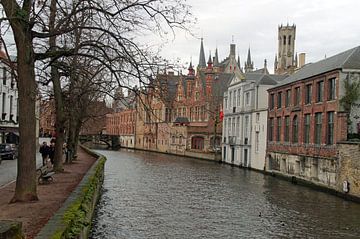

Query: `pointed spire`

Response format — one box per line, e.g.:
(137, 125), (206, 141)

(207, 51), (212, 64)
(274, 54), (278, 72)
(264, 59), (267, 69)
(237, 55), (241, 69)
(245, 47), (254, 73)
(188, 59), (195, 76)
(246, 47), (252, 65)
(214, 47), (219, 66)
(198, 38), (206, 68)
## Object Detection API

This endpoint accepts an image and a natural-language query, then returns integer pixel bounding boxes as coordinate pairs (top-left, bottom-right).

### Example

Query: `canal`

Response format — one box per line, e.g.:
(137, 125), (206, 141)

(90, 149), (360, 239)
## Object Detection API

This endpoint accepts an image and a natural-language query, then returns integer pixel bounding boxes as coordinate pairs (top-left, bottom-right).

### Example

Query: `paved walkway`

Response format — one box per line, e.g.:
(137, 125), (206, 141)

(0, 147), (97, 239)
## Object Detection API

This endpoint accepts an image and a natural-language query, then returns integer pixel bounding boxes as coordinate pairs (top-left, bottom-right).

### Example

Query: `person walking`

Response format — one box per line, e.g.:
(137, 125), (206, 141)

(39, 142), (50, 166)
(49, 141), (56, 166)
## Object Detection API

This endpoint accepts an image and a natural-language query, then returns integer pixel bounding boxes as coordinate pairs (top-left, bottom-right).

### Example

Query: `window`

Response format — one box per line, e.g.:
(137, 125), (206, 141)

(292, 115), (298, 143)
(225, 97), (228, 109)
(277, 117), (282, 142)
(285, 90), (291, 107)
(288, 35), (292, 45)
(294, 87), (300, 106)
(232, 117), (236, 135)
(283, 36), (286, 45)
(327, 112), (334, 145)
(316, 81), (324, 102)
(179, 135), (183, 144)
(244, 116), (249, 139)
(233, 91), (236, 106)
(277, 92), (282, 108)
(172, 136), (175, 144)
(304, 114), (310, 144)
(269, 118), (274, 141)
(183, 107), (186, 117)
(255, 132), (259, 153)
(2, 93), (6, 115)
(328, 78), (336, 100)
(237, 89), (241, 106)
(305, 84), (312, 104)
(270, 94), (275, 109)
(195, 92), (200, 101)
(236, 117), (240, 137)
(256, 113), (260, 123)
(285, 116), (290, 142)
(245, 92), (250, 105)
(315, 113), (322, 144)
(2, 67), (6, 85)
(229, 92), (232, 107)
(191, 136), (204, 150)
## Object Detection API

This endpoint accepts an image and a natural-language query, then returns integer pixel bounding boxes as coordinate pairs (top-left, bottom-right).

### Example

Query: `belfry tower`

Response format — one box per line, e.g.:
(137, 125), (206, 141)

(275, 24), (296, 75)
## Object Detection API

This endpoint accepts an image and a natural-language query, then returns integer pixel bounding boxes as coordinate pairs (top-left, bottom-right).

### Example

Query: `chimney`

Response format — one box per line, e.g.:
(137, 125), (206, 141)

(299, 53), (306, 68)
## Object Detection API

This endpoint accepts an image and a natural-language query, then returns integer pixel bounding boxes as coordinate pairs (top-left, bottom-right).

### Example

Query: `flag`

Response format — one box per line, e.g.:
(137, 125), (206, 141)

(219, 110), (224, 121)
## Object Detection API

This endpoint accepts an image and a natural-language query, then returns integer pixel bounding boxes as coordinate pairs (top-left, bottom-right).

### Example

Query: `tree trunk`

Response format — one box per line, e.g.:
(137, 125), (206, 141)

(12, 40), (38, 202)
(52, 71), (65, 172)
(1, 1), (39, 202)
(66, 119), (75, 163)
(73, 118), (83, 159)
(49, 0), (65, 172)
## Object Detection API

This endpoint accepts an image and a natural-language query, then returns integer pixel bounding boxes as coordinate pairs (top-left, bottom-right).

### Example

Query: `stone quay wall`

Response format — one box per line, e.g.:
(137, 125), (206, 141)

(35, 146), (106, 239)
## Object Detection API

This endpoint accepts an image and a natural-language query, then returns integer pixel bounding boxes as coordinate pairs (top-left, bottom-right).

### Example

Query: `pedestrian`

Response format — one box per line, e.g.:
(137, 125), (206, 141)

(39, 142), (49, 166)
(49, 141), (55, 166)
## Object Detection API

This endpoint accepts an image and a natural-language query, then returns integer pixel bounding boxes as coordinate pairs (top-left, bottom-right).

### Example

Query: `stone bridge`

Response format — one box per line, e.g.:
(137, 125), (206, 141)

(79, 134), (120, 149)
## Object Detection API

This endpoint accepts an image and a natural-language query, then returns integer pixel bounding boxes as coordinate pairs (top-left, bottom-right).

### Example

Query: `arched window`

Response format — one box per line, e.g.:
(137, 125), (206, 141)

(288, 35), (292, 45)
(283, 36), (286, 45)
(292, 115), (298, 143)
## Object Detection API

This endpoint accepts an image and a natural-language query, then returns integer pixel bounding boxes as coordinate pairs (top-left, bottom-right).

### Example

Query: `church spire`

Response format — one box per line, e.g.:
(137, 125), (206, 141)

(244, 47), (254, 73)
(207, 51), (213, 68)
(246, 47), (252, 65)
(188, 60), (195, 76)
(213, 47), (219, 66)
(237, 55), (241, 69)
(198, 38), (206, 68)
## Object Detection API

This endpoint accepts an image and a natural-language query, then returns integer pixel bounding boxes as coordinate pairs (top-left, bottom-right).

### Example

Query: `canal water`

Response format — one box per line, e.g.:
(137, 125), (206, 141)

(90, 149), (360, 239)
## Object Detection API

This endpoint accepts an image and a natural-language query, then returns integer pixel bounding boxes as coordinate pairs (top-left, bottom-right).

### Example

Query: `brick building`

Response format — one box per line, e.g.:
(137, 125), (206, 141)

(135, 39), (237, 158)
(266, 46), (360, 188)
(106, 108), (136, 148)
(39, 99), (56, 137)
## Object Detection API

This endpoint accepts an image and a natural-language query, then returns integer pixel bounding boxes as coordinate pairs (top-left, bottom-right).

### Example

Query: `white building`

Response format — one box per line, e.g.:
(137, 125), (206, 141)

(0, 56), (19, 144)
(222, 70), (285, 170)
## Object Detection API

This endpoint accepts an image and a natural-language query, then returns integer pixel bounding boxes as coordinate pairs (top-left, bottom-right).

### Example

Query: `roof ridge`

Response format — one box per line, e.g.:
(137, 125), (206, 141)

(341, 46), (360, 68)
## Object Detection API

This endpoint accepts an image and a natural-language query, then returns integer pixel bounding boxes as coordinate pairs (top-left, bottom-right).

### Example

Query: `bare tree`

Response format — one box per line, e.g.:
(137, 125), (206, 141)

(0, 0), (193, 202)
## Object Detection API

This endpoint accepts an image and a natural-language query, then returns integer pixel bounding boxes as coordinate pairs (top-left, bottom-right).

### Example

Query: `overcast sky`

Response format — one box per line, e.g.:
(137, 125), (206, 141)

(158, 0), (360, 73)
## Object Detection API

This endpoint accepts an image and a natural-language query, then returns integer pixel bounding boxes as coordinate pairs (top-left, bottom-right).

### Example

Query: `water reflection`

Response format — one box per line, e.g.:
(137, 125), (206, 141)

(90, 149), (360, 239)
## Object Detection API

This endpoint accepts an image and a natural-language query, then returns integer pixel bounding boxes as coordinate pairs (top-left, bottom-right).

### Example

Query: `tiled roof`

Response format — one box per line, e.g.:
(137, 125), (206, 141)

(273, 46), (360, 89)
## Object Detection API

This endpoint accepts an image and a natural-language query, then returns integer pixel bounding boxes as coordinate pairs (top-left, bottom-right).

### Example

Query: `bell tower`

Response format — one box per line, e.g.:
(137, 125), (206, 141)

(275, 24), (296, 75)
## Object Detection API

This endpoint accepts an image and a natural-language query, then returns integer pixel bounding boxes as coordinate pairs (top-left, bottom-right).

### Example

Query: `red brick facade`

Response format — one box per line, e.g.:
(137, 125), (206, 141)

(106, 109), (136, 136)
(39, 99), (56, 137)
(267, 69), (347, 159)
